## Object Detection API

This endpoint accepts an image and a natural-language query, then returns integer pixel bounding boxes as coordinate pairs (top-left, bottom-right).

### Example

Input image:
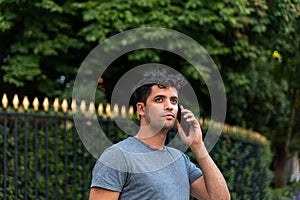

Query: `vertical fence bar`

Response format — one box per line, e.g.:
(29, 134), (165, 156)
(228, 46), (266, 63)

(45, 116), (49, 200)
(54, 116), (59, 200)
(72, 125), (78, 200)
(34, 115), (39, 198)
(82, 119), (87, 200)
(1, 99), (138, 199)
(22, 96), (29, 200)
(63, 114), (68, 198)
(13, 113), (18, 200)
(3, 109), (7, 200)
(24, 112), (29, 200)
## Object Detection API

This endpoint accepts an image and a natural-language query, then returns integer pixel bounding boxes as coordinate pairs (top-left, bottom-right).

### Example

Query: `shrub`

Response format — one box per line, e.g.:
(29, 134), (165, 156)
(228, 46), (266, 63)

(188, 124), (273, 200)
(0, 111), (273, 199)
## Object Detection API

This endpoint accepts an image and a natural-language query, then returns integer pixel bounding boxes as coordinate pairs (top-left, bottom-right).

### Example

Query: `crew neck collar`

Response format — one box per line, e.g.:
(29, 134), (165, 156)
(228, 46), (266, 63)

(131, 136), (167, 151)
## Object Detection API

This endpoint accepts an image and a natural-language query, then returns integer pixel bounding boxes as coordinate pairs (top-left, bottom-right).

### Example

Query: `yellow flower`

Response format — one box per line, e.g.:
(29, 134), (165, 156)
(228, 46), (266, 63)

(272, 50), (282, 59)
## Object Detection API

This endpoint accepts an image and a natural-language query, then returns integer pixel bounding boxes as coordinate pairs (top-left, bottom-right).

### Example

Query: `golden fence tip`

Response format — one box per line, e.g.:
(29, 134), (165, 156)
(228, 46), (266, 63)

(33, 97), (39, 111)
(199, 117), (203, 125)
(53, 98), (60, 113)
(13, 94), (19, 110)
(22, 96), (30, 111)
(88, 102), (95, 115)
(113, 104), (119, 118)
(106, 103), (111, 118)
(2, 93), (8, 109)
(71, 99), (77, 113)
(62, 99), (68, 113)
(129, 105), (134, 119)
(43, 97), (49, 112)
(98, 103), (103, 116)
(121, 105), (126, 119)
(80, 100), (86, 114)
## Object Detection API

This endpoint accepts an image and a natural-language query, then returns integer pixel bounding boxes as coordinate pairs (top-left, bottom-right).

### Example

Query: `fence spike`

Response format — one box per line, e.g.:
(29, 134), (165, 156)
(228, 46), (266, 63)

(71, 99), (77, 113)
(62, 99), (68, 113)
(43, 97), (49, 112)
(121, 105), (126, 119)
(113, 104), (119, 118)
(88, 102), (95, 115)
(2, 93), (8, 109)
(106, 103), (111, 118)
(33, 97), (39, 111)
(80, 100), (86, 114)
(22, 96), (30, 111)
(199, 117), (203, 126)
(13, 94), (19, 110)
(53, 98), (60, 113)
(129, 105), (134, 119)
(232, 126), (237, 133)
(223, 124), (228, 133)
(98, 103), (103, 116)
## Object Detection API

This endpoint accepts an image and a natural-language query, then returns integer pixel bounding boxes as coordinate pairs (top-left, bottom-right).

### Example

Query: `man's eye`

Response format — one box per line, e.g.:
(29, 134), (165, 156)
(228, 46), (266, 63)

(171, 99), (178, 104)
(155, 98), (163, 102)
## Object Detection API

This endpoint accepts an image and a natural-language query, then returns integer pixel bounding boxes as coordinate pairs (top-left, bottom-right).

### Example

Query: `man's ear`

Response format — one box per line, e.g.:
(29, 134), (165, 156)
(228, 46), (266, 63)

(136, 102), (145, 116)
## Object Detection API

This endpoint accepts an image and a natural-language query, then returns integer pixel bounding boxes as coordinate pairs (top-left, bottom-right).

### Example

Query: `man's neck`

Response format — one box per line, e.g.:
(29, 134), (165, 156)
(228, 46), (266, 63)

(135, 129), (168, 150)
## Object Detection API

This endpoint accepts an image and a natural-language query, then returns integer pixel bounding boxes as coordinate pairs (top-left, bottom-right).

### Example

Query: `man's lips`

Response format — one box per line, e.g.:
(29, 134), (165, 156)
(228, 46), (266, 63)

(163, 113), (175, 119)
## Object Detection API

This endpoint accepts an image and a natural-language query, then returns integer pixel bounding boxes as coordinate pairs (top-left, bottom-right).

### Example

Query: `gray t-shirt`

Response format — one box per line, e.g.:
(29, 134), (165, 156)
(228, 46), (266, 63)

(91, 137), (202, 200)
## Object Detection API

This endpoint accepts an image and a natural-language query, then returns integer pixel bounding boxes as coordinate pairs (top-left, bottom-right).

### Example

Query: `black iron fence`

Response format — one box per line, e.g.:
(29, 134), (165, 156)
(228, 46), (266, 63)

(0, 111), (96, 200)
(0, 94), (132, 200)
(0, 94), (271, 199)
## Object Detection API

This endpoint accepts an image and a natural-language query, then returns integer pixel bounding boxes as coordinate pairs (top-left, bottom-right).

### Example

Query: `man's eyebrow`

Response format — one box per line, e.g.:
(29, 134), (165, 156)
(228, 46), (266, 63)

(154, 95), (167, 99)
(154, 95), (178, 99)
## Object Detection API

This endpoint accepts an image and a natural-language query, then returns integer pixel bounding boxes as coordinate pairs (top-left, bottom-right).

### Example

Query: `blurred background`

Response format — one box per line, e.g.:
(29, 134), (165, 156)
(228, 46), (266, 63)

(0, 0), (300, 199)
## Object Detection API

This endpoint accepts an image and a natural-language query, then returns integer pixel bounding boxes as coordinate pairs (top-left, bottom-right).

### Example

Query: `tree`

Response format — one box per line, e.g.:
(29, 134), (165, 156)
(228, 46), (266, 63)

(69, 0), (300, 187)
(0, 0), (93, 101)
(1, 0), (300, 188)
(268, 18), (300, 187)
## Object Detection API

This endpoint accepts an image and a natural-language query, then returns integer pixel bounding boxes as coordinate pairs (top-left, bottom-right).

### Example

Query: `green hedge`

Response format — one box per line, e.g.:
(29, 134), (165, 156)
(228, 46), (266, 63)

(0, 114), (95, 200)
(211, 135), (272, 199)
(187, 127), (273, 200)
(271, 182), (300, 200)
(0, 112), (273, 199)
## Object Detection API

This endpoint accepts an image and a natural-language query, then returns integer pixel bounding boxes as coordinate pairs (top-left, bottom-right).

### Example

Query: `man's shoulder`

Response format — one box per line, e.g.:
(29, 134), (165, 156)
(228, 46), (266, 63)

(101, 137), (139, 155)
(114, 137), (134, 146)
(113, 137), (138, 150)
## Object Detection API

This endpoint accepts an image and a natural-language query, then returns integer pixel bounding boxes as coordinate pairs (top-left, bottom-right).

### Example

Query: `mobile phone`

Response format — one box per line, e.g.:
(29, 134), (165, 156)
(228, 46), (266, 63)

(177, 104), (190, 135)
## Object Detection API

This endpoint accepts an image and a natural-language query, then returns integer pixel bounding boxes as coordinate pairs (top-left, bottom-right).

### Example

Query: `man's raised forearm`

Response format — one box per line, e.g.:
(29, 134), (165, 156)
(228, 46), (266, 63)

(191, 144), (230, 200)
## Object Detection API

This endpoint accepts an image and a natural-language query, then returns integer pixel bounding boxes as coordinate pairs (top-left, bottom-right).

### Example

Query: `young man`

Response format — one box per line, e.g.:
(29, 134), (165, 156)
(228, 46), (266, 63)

(89, 70), (230, 200)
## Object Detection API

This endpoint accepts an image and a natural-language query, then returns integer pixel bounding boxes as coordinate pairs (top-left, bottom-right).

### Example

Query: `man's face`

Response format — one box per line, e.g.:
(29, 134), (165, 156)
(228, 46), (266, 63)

(142, 85), (179, 132)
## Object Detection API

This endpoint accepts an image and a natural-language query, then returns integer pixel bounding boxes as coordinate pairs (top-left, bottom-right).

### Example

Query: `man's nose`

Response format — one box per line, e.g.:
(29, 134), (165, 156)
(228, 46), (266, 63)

(165, 100), (174, 110)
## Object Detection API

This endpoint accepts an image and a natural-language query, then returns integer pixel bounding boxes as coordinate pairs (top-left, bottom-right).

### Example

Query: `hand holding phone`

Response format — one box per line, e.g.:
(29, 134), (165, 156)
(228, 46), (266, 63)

(177, 104), (190, 135)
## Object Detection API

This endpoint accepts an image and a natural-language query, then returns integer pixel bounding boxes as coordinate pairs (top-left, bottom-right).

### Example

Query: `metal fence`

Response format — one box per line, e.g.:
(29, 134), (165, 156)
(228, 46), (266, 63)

(0, 93), (270, 199)
(0, 94), (134, 200)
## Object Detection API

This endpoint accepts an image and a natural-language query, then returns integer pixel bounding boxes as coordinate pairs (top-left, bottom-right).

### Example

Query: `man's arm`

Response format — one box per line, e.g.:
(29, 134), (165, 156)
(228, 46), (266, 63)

(177, 107), (230, 200)
(89, 187), (120, 200)
(190, 144), (230, 200)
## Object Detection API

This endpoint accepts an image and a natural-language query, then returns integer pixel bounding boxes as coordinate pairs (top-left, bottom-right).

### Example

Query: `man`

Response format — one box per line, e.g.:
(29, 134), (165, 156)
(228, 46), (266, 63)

(89, 70), (230, 200)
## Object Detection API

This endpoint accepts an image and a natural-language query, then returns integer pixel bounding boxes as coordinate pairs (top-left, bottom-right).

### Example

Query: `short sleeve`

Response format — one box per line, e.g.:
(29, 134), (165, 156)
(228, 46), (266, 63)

(183, 154), (202, 184)
(90, 146), (128, 192)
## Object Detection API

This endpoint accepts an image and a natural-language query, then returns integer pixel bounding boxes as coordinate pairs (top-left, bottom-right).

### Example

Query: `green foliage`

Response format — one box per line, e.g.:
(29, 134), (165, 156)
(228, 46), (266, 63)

(0, 109), (273, 199)
(189, 130), (273, 200)
(0, 0), (88, 99)
(0, 114), (95, 199)
(272, 182), (300, 200)
(2, 55), (41, 87)
(1, 0), (300, 189)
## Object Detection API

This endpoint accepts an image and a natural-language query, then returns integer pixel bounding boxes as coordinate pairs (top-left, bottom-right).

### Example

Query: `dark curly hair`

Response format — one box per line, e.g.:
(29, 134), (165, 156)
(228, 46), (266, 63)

(130, 68), (186, 106)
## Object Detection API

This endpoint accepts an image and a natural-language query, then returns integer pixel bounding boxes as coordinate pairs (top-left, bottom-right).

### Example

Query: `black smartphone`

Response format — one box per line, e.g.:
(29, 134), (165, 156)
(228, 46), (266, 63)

(177, 104), (190, 135)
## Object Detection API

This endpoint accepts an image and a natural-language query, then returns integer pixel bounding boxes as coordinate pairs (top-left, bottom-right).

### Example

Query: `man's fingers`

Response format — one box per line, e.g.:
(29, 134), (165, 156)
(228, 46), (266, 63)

(176, 121), (194, 145)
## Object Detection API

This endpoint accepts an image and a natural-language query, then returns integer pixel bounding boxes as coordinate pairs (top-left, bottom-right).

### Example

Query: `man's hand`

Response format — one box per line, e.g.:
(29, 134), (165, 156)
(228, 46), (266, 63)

(176, 106), (208, 159)
(177, 106), (230, 200)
